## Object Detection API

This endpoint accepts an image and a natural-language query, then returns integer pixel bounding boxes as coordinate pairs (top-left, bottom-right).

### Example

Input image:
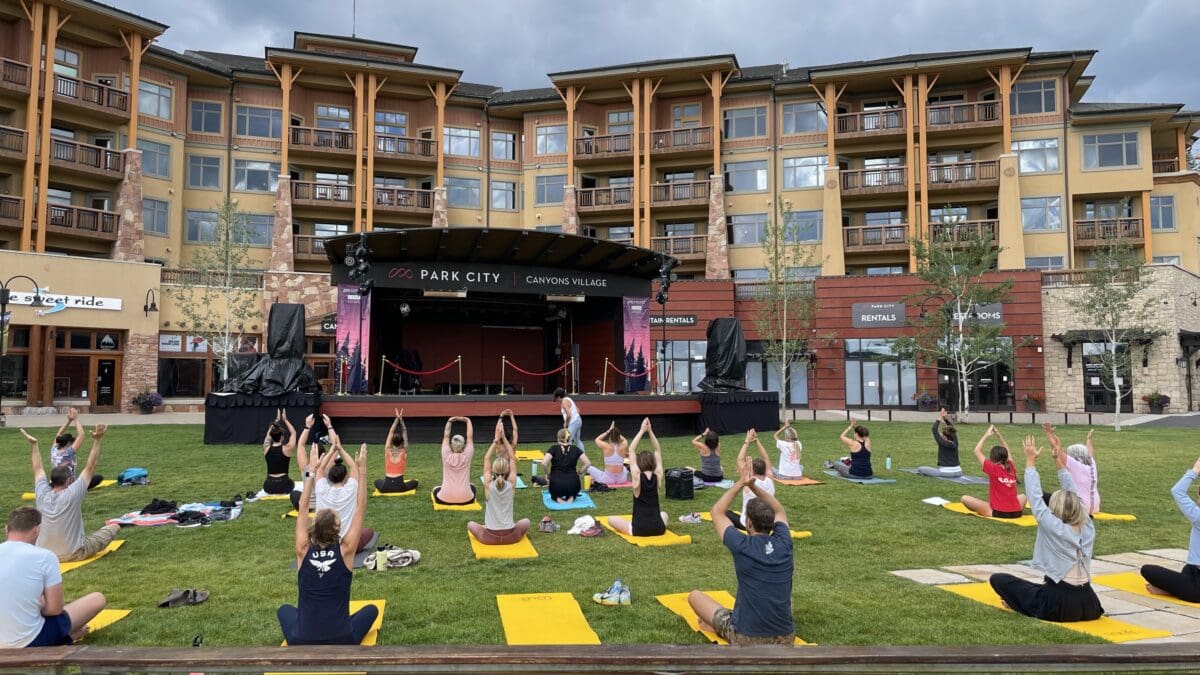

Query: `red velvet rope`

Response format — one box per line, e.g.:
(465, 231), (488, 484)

(383, 357), (459, 376)
(606, 360), (654, 378)
(503, 358), (571, 377)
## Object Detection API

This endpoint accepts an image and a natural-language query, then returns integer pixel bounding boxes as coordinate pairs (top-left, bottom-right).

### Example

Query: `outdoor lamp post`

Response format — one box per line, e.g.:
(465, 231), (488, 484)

(0, 275), (44, 427)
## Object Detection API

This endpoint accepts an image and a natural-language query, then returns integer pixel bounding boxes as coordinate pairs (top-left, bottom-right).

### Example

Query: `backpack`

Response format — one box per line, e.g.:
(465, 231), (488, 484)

(117, 467), (149, 486)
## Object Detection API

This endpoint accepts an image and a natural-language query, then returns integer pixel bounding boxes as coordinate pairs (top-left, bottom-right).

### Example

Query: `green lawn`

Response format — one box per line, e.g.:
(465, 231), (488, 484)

(3, 420), (1196, 648)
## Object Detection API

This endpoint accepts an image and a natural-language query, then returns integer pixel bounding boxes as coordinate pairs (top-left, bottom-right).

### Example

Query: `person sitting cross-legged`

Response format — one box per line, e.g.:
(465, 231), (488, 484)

(374, 408), (418, 494)
(50, 408), (103, 490)
(1141, 455), (1200, 602)
(467, 419), (531, 545)
(688, 455), (797, 646)
(312, 425), (374, 553)
(605, 418), (668, 537)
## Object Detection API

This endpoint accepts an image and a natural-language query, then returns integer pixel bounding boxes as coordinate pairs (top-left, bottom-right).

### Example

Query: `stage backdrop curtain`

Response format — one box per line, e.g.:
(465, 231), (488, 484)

(696, 391), (779, 435)
(204, 392), (321, 444)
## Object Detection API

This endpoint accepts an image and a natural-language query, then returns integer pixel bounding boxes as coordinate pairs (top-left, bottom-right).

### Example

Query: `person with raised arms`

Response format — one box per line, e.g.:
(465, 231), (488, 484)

(1140, 456), (1200, 602)
(468, 420), (530, 545)
(434, 416), (476, 505)
(554, 388), (584, 453)
(772, 423), (803, 480)
(605, 418), (667, 537)
(725, 429), (775, 531)
(587, 421), (630, 487)
(542, 428), (591, 504)
(961, 425), (1027, 519)
(917, 408), (962, 478)
(262, 408), (297, 495)
(375, 408), (418, 494)
(827, 421), (873, 479)
(49, 408), (102, 490)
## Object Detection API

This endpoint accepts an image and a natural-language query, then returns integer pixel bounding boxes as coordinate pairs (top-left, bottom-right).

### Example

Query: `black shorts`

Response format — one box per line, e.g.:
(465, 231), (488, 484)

(263, 475), (293, 495)
(992, 509), (1024, 519)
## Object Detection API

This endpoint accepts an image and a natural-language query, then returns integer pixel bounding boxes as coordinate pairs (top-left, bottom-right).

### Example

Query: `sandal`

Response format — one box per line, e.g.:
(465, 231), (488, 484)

(160, 588), (209, 608)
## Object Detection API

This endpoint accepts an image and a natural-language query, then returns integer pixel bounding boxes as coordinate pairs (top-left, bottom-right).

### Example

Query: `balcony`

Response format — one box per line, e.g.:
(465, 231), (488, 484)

(843, 224), (908, 253)
(0, 195), (21, 230)
(840, 167), (907, 196)
(0, 125), (25, 162)
(649, 180), (710, 209)
(927, 160), (1000, 190)
(734, 279), (813, 300)
(48, 137), (124, 180)
(38, 204), (119, 241)
(575, 132), (633, 161)
(293, 234), (328, 263)
(0, 58), (30, 95)
(930, 220), (998, 244)
(374, 187), (434, 215)
(926, 101), (1001, 132)
(375, 134), (436, 164)
(1153, 158), (1180, 174)
(649, 126), (713, 157)
(651, 234), (707, 261)
(53, 74), (129, 120)
(835, 109), (905, 140)
(1074, 218), (1144, 248)
(292, 181), (354, 209)
(290, 126), (356, 156)
(577, 186), (633, 213)
(161, 268), (264, 288)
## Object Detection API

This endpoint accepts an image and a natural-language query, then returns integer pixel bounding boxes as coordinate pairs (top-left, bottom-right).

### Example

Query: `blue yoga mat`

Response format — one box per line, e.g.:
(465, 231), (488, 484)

(898, 468), (988, 485)
(823, 470), (896, 485)
(541, 489), (595, 510)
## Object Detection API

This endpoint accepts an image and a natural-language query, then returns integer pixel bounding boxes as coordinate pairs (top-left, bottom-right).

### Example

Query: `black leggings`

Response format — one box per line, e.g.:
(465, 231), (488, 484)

(433, 485), (477, 505)
(375, 475), (419, 493)
(277, 603), (378, 645)
(694, 470), (724, 483)
(1141, 563), (1200, 603)
(263, 475), (293, 495)
(989, 573), (1103, 622)
(725, 510), (747, 531)
(87, 474), (104, 490)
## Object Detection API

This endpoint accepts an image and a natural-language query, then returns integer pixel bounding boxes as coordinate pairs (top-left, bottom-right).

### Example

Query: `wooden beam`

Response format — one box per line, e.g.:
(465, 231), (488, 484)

(916, 73), (930, 254)
(428, 81), (450, 189)
(707, 70), (726, 175)
(822, 82), (842, 169)
(365, 73), (379, 232)
(124, 31), (143, 147)
(1178, 127), (1189, 170)
(999, 64), (1013, 151)
(35, 3), (65, 253)
(642, 77), (656, 246)
(900, 74), (915, 271)
(1142, 190), (1153, 264)
(275, 63), (293, 179)
(19, 0), (43, 252)
(564, 85), (576, 187)
(352, 72), (365, 232)
(625, 79), (641, 246)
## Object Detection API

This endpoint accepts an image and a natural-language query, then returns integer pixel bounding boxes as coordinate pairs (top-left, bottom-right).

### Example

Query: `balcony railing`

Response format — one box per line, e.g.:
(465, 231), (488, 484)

(577, 186), (633, 210)
(650, 180), (710, 205)
(0, 58), (30, 90)
(290, 126), (356, 153)
(575, 132), (633, 157)
(0, 195), (21, 225)
(843, 224), (908, 250)
(926, 101), (1000, 128)
(734, 280), (814, 300)
(161, 268), (264, 288)
(930, 220), (998, 243)
(44, 204), (119, 237)
(374, 187), (434, 212)
(49, 137), (124, 176)
(0, 125), (26, 156)
(927, 160), (1000, 186)
(54, 74), (128, 114)
(1074, 217), (1144, 245)
(836, 109), (905, 135)
(375, 134), (436, 160)
(293, 234), (328, 260)
(292, 181), (353, 205)
(650, 234), (707, 258)
(840, 167), (907, 193)
(650, 126), (713, 153)
(1042, 268), (1137, 287)
(1153, 159), (1180, 173)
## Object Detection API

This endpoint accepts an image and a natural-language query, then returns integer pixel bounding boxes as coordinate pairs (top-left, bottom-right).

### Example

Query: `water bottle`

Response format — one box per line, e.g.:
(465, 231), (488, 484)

(885, 454), (892, 471)
(531, 462), (538, 477)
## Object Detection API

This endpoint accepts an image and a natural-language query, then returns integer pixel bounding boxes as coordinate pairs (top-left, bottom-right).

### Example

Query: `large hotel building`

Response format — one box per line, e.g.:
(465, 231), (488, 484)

(1, 0), (1198, 415)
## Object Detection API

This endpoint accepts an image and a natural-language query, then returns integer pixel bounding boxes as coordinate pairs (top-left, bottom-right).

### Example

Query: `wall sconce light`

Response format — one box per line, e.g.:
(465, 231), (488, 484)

(1183, 292), (1199, 307)
(1177, 356), (1189, 368)
(143, 289), (158, 316)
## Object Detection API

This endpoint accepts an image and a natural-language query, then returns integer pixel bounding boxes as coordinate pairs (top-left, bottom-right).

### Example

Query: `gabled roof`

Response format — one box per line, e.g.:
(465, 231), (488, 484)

(455, 82), (502, 99)
(188, 50), (272, 75)
(293, 32), (418, 61)
(70, 0), (168, 34)
(730, 64), (783, 83)
(488, 88), (560, 106)
(1072, 102), (1183, 115)
(148, 45), (231, 78)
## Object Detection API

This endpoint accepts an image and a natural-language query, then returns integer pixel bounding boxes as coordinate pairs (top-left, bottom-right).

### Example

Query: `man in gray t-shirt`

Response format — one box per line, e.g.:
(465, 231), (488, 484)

(22, 426), (120, 563)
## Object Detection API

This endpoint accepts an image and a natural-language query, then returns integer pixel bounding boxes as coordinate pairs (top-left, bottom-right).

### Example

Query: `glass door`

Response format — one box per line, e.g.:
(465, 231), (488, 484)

(1082, 342), (1132, 412)
(95, 358), (117, 410)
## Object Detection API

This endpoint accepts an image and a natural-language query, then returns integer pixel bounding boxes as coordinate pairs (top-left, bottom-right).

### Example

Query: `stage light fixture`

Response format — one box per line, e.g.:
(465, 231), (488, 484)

(399, 303), (411, 317)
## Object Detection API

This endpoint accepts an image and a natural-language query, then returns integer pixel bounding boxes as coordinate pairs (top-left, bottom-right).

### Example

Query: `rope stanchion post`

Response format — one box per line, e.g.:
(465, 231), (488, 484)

(570, 356), (577, 395)
(376, 354), (386, 396)
(601, 357), (608, 395)
(457, 355), (464, 396)
(499, 356), (506, 396)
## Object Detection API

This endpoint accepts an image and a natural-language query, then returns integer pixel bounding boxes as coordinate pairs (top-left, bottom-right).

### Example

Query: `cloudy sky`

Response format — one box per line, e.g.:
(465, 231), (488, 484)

(110, 0), (1199, 108)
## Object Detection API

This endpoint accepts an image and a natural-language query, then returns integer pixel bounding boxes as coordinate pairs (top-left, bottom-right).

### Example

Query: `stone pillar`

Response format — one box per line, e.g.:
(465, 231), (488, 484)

(269, 176), (294, 273)
(561, 184), (580, 235)
(821, 168), (845, 276)
(705, 174), (729, 279)
(112, 148), (144, 262)
(995, 154), (1025, 270)
(118, 332), (158, 413)
(432, 187), (448, 228)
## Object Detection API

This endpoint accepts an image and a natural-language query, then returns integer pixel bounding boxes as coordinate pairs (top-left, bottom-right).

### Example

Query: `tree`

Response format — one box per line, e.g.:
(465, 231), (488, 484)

(752, 204), (820, 423)
(171, 199), (263, 388)
(1076, 241), (1160, 431)
(893, 217), (1012, 420)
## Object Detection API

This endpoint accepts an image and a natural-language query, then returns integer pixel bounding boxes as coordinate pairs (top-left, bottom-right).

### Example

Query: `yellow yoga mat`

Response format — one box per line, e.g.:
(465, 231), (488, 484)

(281, 600), (385, 646)
(697, 512), (812, 540)
(774, 477), (823, 487)
(496, 593), (600, 645)
(655, 591), (809, 646)
(1094, 571), (1200, 609)
(1022, 505), (1136, 522)
(256, 494), (293, 501)
(468, 531), (538, 560)
(82, 609), (130, 637)
(23, 479), (117, 501)
(515, 450), (545, 462)
(60, 540), (125, 573)
(430, 491), (481, 511)
(943, 501), (1037, 527)
(600, 515), (692, 547)
(937, 582), (1170, 643)
(372, 488), (417, 497)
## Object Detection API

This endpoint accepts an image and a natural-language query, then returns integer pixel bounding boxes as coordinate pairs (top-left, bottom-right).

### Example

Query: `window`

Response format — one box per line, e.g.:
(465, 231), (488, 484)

(1012, 138), (1059, 174)
(729, 213), (768, 245)
(724, 160), (768, 192)
(655, 340), (708, 393)
(185, 210), (218, 243)
(662, 222), (696, 237)
(374, 111), (407, 136)
(1025, 256), (1064, 271)
(1151, 196), (1175, 231)
(315, 104), (351, 130)
(1083, 132), (1139, 169)
(782, 102), (826, 134)
(786, 210), (823, 242)
(844, 339), (917, 407)
(374, 176), (406, 188)
(723, 107), (767, 139)
(51, 47), (79, 77)
(314, 222), (350, 238)
(236, 106), (282, 138)
(782, 156), (827, 189)
(241, 214), (273, 247)
(137, 138), (170, 178)
(535, 224), (561, 233)
(138, 80), (172, 119)
(315, 171), (350, 186)
(491, 180), (516, 210)
(929, 206), (968, 224)
(606, 226), (633, 242)
(535, 125), (566, 155)
(187, 155), (221, 189)
(866, 266), (905, 276)
(46, 188), (72, 206)
(143, 197), (168, 236)
(445, 177), (480, 208)
(607, 111), (633, 134)
(491, 131), (515, 160)
(1011, 80), (1057, 115)
(672, 103), (701, 129)
(1152, 255), (1181, 265)
(535, 175), (566, 205)
(443, 127), (481, 157)
(1021, 196), (1062, 232)
(232, 159), (280, 192)
(190, 101), (222, 134)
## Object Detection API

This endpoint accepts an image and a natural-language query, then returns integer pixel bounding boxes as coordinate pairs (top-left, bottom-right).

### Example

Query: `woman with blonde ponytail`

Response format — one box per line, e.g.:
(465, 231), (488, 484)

(468, 419), (530, 545)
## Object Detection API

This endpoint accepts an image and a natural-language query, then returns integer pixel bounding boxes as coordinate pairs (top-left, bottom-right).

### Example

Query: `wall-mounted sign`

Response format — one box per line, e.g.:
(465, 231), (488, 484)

(851, 302), (906, 328)
(320, 313), (337, 335)
(952, 303), (1004, 325)
(334, 262), (651, 298)
(97, 333), (118, 351)
(7, 290), (123, 312)
(650, 314), (698, 327)
(186, 335), (209, 353)
(159, 334), (182, 352)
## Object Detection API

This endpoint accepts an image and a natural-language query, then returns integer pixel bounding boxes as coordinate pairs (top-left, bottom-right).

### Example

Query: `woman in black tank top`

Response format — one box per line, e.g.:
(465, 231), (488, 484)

(263, 410), (297, 495)
(605, 418), (667, 537)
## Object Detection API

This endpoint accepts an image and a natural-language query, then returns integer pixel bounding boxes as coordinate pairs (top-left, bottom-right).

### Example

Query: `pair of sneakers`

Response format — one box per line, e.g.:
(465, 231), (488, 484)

(538, 516), (560, 533)
(593, 579), (631, 606)
(678, 512), (703, 524)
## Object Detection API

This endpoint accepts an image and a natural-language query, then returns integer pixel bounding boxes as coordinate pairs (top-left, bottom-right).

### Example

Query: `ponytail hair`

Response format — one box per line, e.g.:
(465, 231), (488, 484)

(491, 455), (511, 491)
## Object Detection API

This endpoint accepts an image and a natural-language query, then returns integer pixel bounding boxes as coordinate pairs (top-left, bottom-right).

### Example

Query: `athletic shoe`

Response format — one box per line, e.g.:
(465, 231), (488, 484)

(823, 460), (835, 470)
(580, 524), (605, 537)
(589, 482), (612, 493)
(538, 516), (560, 533)
(679, 512), (703, 524)
(593, 579), (629, 606)
(244, 491), (260, 503)
(531, 475), (549, 487)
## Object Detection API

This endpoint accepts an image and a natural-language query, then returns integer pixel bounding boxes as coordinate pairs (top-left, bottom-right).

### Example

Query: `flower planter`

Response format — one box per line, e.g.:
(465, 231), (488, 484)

(138, 405), (156, 415)
(917, 402), (936, 413)
(1149, 403), (1165, 414)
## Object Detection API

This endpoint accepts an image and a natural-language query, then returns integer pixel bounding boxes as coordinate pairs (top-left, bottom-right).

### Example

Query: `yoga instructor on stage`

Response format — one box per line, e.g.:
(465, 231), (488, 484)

(555, 388), (584, 453)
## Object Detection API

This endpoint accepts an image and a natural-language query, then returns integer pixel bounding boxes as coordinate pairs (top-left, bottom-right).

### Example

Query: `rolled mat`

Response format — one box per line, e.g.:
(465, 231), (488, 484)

(823, 470), (896, 485)
(496, 593), (600, 645)
(1093, 571), (1200, 608)
(82, 609), (131, 637)
(937, 582), (1170, 643)
(372, 488), (418, 497)
(468, 531), (539, 560)
(541, 490), (595, 511)
(600, 515), (692, 547)
(61, 540), (125, 573)
(942, 501), (1037, 527)
(23, 479), (117, 501)
(697, 512), (812, 540)
(774, 477), (824, 487)
(655, 591), (809, 645)
(898, 468), (989, 485)
(430, 491), (481, 511)
(281, 599), (385, 646)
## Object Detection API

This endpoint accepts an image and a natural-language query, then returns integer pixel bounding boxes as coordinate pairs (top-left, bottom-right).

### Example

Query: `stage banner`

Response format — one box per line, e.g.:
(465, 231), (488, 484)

(336, 284), (372, 394)
(621, 296), (651, 393)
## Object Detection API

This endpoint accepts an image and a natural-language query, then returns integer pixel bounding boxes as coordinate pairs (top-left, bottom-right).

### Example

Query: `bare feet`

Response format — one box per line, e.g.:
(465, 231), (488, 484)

(1146, 583), (1169, 596)
(697, 618), (714, 633)
(69, 625), (90, 643)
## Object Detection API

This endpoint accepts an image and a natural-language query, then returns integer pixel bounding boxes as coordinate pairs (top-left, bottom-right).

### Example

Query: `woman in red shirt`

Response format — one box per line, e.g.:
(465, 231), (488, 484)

(962, 424), (1027, 518)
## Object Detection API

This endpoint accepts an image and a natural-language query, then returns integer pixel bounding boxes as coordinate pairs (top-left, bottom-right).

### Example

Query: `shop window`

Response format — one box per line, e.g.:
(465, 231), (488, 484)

(654, 339), (707, 393)
(844, 338), (916, 407)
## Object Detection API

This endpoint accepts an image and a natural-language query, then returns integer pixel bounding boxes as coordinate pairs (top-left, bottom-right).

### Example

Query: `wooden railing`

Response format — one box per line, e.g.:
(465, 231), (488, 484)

(290, 126), (355, 152)
(734, 279), (814, 300)
(292, 180), (353, 204)
(1153, 159), (1179, 173)
(293, 234), (327, 258)
(0, 195), (21, 221)
(927, 160), (1000, 185)
(650, 126), (713, 152)
(49, 137), (123, 174)
(577, 186), (633, 209)
(0, 125), (25, 154)
(650, 180), (710, 204)
(1074, 217), (1143, 242)
(374, 186), (434, 211)
(843, 224), (907, 249)
(651, 234), (707, 257)
(160, 268), (264, 287)
(54, 74), (128, 113)
(375, 133), (436, 159)
(931, 220), (998, 243)
(576, 132), (633, 156)
(926, 101), (1000, 127)
(840, 167), (906, 191)
(836, 109), (904, 135)
(1042, 268), (1137, 287)
(45, 204), (119, 235)
(0, 58), (30, 88)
